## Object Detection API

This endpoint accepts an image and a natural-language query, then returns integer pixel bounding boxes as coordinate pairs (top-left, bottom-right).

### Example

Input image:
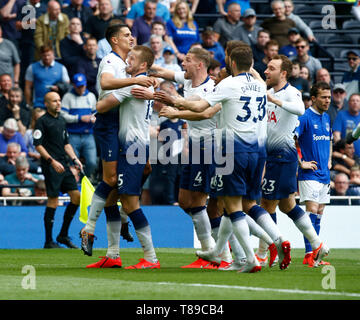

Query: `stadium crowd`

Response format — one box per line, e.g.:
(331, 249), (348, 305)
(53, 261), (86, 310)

(0, 0), (360, 209)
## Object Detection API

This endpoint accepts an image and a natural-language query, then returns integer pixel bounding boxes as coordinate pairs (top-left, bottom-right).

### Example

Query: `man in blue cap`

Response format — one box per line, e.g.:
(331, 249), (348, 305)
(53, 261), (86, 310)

(60, 73), (98, 178)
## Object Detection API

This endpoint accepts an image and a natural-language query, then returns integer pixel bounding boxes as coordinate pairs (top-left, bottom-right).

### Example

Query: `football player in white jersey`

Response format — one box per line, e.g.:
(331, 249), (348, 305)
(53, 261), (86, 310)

(155, 45), (266, 273)
(89, 45), (160, 269)
(259, 54), (329, 268)
(80, 24), (155, 266)
(145, 48), (226, 269)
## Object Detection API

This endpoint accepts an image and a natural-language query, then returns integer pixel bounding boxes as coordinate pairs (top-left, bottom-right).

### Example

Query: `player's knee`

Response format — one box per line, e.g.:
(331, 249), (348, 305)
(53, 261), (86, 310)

(103, 174), (117, 188)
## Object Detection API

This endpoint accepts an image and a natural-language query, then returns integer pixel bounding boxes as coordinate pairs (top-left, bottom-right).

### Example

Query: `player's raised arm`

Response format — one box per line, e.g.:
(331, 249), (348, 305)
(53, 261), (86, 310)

(96, 94), (120, 113)
(148, 64), (176, 81)
(159, 104), (221, 121)
(100, 73), (154, 90)
(154, 90), (210, 113)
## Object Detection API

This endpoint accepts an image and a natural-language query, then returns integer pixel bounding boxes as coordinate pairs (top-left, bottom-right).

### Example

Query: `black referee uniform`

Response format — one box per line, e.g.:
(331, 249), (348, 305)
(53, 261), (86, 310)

(34, 112), (79, 248)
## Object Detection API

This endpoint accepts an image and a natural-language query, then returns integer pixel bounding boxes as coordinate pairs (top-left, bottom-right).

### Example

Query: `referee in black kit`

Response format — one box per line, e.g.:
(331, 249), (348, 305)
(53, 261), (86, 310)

(34, 92), (83, 249)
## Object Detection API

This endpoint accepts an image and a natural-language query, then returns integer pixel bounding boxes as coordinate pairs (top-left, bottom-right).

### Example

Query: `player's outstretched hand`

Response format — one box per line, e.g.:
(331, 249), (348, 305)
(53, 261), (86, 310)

(159, 106), (178, 119)
(300, 160), (318, 171)
(136, 76), (155, 88)
(154, 90), (175, 106)
(131, 87), (154, 100)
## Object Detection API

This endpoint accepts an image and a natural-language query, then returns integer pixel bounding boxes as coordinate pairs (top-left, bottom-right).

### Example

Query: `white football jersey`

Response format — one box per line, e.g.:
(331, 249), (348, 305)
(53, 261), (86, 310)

(174, 71), (217, 140)
(266, 83), (305, 160)
(96, 51), (129, 101)
(204, 73), (267, 152)
(112, 81), (154, 152)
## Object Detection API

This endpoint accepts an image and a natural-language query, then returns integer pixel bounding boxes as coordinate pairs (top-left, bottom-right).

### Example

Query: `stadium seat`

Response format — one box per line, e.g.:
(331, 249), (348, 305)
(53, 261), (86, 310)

(293, 4), (322, 15)
(325, 34), (354, 45)
(309, 20), (324, 30)
(342, 20), (360, 30)
(334, 62), (349, 73)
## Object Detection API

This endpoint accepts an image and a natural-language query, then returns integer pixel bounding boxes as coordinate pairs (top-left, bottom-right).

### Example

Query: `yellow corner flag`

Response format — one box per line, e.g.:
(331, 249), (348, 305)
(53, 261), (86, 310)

(79, 175), (95, 224)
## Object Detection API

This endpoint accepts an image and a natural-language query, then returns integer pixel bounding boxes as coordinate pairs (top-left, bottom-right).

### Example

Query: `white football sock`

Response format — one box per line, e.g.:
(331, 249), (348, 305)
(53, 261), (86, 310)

(294, 214), (321, 250)
(246, 215), (273, 245)
(231, 217), (256, 263)
(84, 193), (105, 234)
(106, 220), (121, 259)
(135, 225), (157, 263)
(191, 208), (215, 251)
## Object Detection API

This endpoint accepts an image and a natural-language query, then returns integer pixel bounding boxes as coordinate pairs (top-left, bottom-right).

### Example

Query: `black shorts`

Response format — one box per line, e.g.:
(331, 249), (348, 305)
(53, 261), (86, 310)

(42, 164), (78, 198)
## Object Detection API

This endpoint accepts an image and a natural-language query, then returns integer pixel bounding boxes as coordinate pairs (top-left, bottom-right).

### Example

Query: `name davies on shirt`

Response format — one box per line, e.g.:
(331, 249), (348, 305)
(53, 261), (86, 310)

(240, 83), (262, 95)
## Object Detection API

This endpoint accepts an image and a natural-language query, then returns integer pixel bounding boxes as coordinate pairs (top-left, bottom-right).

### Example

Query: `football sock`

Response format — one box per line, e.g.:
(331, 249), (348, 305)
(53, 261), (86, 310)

(229, 211), (256, 263)
(211, 214), (233, 256)
(245, 214), (273, 246)
(59, 202), (78, 237)
(85, 181), (114, 234)
(288, 205), (321, 251)
(249, 205), (283, 247)
(44, 207), (56, 243)
(128, 208), (157, 263)
(209, 216), (222, 241)
(304, 212), (316, 253)
(228, 233), (246, 262)
(104, 205), (121, 259)
(120, 206), (129, 224)
(190, 206), (215, 251)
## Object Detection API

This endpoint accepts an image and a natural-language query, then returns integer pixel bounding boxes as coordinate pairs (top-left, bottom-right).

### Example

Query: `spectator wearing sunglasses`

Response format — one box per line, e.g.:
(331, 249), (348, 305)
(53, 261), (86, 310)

(290, 37), (322, 81)
(342, 50), (360, 100)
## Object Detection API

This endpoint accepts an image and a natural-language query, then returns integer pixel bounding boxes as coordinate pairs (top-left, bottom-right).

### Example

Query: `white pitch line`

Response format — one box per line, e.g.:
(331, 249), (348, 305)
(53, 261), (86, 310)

(156, 281), (360, 298)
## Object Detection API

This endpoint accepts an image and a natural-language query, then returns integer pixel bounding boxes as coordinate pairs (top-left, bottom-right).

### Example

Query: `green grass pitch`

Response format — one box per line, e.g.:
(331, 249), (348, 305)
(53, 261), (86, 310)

(1, 248), (360, 300)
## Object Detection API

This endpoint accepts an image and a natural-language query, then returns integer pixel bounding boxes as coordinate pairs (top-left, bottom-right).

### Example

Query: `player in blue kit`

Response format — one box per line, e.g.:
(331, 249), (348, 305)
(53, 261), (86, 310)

(258, 54), (329, 268)
(90, 45), (160, 269)
(155, 45), (265, 273)
(80, 24), (155, 261)
(295, 81), (332, 266)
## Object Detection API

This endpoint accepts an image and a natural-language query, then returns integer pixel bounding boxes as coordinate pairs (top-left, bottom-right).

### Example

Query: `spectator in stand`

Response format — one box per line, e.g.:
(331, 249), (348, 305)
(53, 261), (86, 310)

(0, 25), (20, 86)
(1, 156), (42, 199)
(0, 119), (27, 157)
(0, 87), (30, 136)
(96, 18), (123, 59)
(142, 20), (172, 49)
(0, 142), (21, 176)
(342, 49), (360, 100)
(333, 93), (360, 158)
(253, 39), (279, 81)
(132, 0), (165, 45)
(288, 60), (310, 93)
(23, 108), (46, 173)
(302, 92), (312, 109)
(166, 0), (200, 62)
(213, 2), (242, 49)
(201, 27), (225, 68)
(190, 0), (219, 29)
(0, 0), (24, 43)
(84, 0), (122, 41)
(349, 165), (360, 194)
(159, 46), (182, 90)
(330, 172), (360, 205)
(300, 65), (312, 87)
(125, 0), (170, 28)
(251, 29), (270, 64)
(316, 68), (334, 89)
(283, 0), (315, 43)
(62, 0), (93, 27)
(75, 37), (101, 97)
(279, 27), (300, 58)
(60, 17), (87, 80)
(16, 0), (47, 88)
(34, 0), (70, 60)
(327, 83), (349, 127)
(261, 0), (296, 48)
(60, 73), (97, 177)
(219, 0), (250, 16)
(291, 37), (322, 81)
(234, 8), (262, 46)
(0, 73), (13, 102)
(25, 46), (70, 110)
(150, 34), (165, 66)
(332, 139), (360, 179)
